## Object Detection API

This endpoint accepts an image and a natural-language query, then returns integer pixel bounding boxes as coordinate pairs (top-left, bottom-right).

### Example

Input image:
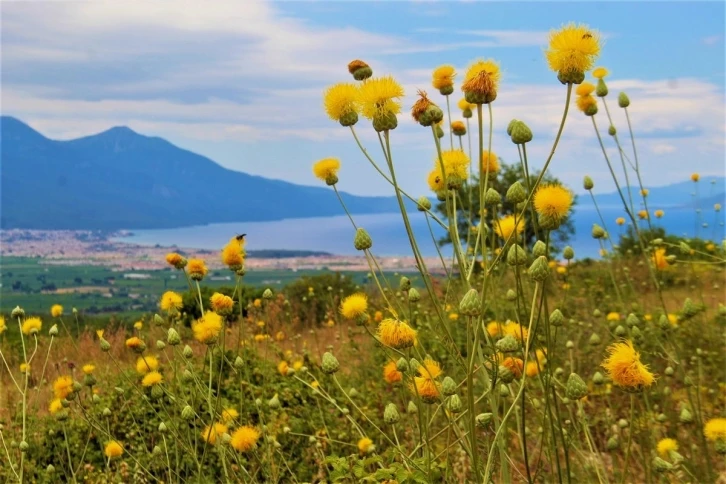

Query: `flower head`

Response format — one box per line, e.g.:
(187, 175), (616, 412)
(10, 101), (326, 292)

(312, 158), (341, 185)
(383, 361), (403, 384)
(357, 437), (374, 454)
(525, 361), (540, 377)
(427, 167), (445, 192)
(51, 304), (63, 318)
(638, 210), (649, 220)
(377, 318), (417, 350)
(324, 82), (359, 125)
(0, 316), (5, 334)
(53, 375), (74, 399)
(160, 291), (183, 312)
(534, 184), (573, 228)
(104, 441), (124, 459)
(141, 371), (163, 387)
(653, 248), (668, 270)
(602, 340), (655, 390)
(502, 357), (524, 378)
(49, 398), (63, 414)
(358, 76), (405, 119)
(575, 82), (596, 97)
(691, 173), (700, 182)
(462, 59), (500, 104)
(432, 65), (456, 90)
(592, 67), (608, 79)
(480, 150), (500, 175)
(704, 418), (726, 441)
(201, 423), (228, 445)
(134, 321), (143, 330)
(230, 426), (260, 452)
(606, 312), (620, 322)
(193, 312), (223, 344)
(494, 215), (525, 241)
(210, 293), (234, 314)
(545, 23), (601, 82)
(616, 217), (625, 226)
(187, 259), (208, 281)
(657, 438), (678, 457)
(340, 293), (368, 320)
(125, 336), (144, 350)
(502, 321), (529, 342)
(136, 355), (159, 374)
(576, 94), (597, 114)
(440, 149), (470, 181)
(654, 209), (664, 218)
(21, 317), (42, 335)
(457, 98), (475, 112)
(451, 120), (466, 136)
(222, 408), (239, 422)
(165, 252), (186, 269)
(411, 359), (442, 403)
(82, 364), (96, 375)
(221, 237), (245, 269)
(278, 360), (289, 376)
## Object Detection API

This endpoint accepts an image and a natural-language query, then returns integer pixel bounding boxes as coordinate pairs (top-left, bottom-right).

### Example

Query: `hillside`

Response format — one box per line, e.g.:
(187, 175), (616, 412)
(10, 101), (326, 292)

(0, 116), (399, 230)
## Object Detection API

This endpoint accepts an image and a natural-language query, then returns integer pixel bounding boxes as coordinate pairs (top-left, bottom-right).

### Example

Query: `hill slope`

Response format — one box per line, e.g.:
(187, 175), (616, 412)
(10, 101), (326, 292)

(0, 117), (399, 230)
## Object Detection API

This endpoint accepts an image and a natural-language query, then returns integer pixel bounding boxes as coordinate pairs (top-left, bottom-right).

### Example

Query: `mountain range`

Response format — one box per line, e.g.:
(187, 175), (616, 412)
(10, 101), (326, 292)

(0, 116), (399, 230)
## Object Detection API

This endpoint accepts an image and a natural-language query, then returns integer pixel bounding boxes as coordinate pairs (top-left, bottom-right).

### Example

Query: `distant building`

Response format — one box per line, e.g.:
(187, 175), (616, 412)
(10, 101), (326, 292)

(123, 273), (151, 280)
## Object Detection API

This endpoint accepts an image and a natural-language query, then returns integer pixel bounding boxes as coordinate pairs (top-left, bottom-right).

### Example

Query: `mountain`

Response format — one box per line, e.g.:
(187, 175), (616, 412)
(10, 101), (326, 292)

(577, 178), (726, 209)
(0, 116), (401, 230)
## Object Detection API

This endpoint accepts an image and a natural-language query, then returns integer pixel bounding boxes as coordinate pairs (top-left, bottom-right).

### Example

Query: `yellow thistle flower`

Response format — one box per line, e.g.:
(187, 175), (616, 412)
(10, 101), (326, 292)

(575, 82), (596, 97)
(461, 59), (500, 104)
(253, 298), (262, 308)
(21, 317), (42, 335)
(602, 340), (655, 390)
(51, 304), (63, 318)
(667, 314), (678, 326)
(141, 371), (163, 387)
(165, 252), (184, 268)
(323, 82), (359, 122)
(383, 361), (403, 384)
(545, 23), (601, 81)
(653, 248), (668, 270)
(411, 89), (437, 123)
(691, 173), (700, 182)
(616, 217), (625, 226)
(125, 336), (144, 350)
(457, 98), (475, 112)
(377, 318), (417, 350)
(481, 150), (499, 174)
(657, 438), (678, 457)
(637, 210), (649, 220)
(253, 334), (268, 343)
(193, 312), (223, 344)
(704, 418), (726, 441)
(96, 329), (104, 339)
(134, 321), (143, 330)
(357, 437), (374, 454)
(592, 67), (608, 79)
(411, 359), (442, 403)
(53, 375), (74, 400)
(221, 237), (245, 269)
(340, 293), (368, 320)
(374, 311), (383, 323)
(534, 184), (574, 223)
(494, 215), (525, 241)
(486, 321), (502, 338)
(104, 441), (124, 459)
(276, 331), (286, 342)
(293, 360), (303, 371)
(222, 408), (239, 422)
(427, 167), (445, 192)
(136, 356), (159, 374)
(210, 293), (234, 313)
(502, 321), (528, 342)
(49, 398), (63, 414)
(278, 361), (289, 376)
(715, 203), (721, 212)
(187, 258), (208, 280)
(312, 157), (341, 183)
(230, 426), (260, 452)
(525, 361), (540, 377)
(82, 364), (96, 375)
(160, 291), (183, 312)
(502, 357), (524, 378)
(556, 266), (567, 275)
(201, 423), (228, 445)
(0, 316), (6, 335)
(654, 209), (664, 218)
(358, 75), (405, 119)
(440, 149), (470, 180)
(641, 188), (649, 197)
(451, 120), (466, 136)
(449, 313), (459, 321)
(536, 349), (547, 365)
(606, 312), (620, 322)
(432, 65), (456, 90)
(576, 94), (597, 113)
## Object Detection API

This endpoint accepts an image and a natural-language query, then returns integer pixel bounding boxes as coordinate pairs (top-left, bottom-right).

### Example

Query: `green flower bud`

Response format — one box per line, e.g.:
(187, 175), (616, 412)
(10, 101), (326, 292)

(384, 403), (400, 424)
(442, 376), (457, 396)
(11, 306), (25, 319)
(592, 372), (605, 385)
(557, 69), (585, 85)
(19, 441), (29, 452)
(49, 324), (59, 337)
(618, 418), (628, 429)
(532, 240), (547, 258)
(158, 422), (168, 433)
(152, 445), (162, 456)
(182, 369), (194, 382)
(399, 276), (411, 291)
(606, 436), (619, 451)
(657, 413), (667, 423)
(583, 176), (594, 190)
(596, 79), (608, 97)
(715, 439), (726, 455)
(615, 325), (627, 337)
(151, 385), (164, 399)
(626, 313), (640, 327)
(408, 288), (421, 303)
(475, 413), (493, 428)
(565, 373), (588, 400)
(409, 358), (421, 373)
(407, 401), (418, 414)
(652, 457), (673, 473)
(166, 328), (181, 346)
(92, 394), (101, 404)
(100, 338), (111, 352)
(102, 407), (112, 417)
(589, 333), (601, 346)
(485, 188), (502, 206)
(72, 381), (82, 394)
(372, 111), (398, 132)
(506, 289), (517, 301)
(592, 224), (606, 239)
(529, 256), (550, 282)
(354, 228), (373, 251)
(665, 366), (674, 376)
(630, 325), (642, 341)
(563, 246), (574, 260)
(459, 288), (480, 317)
(263, 288), (274, 300)
(417, 196), (432, 212)
(268, 394), (281, 410)
(507, 244), (528, 266)
(447, 394), (463, 413)
(550, 309), (564, 327)
(396, 357), (409, 373)
(321, 352), (340, 374)
(506, 181), (527, 204)
(566, 340), (575, 349)
(234, 356), (245, 369)
(153, 314), (164, 325)
(47, 464), (55, 474)
(608, 125), (616, 136)
(618, 92), (630, 108)
(156, 340), (166, 350)
(181, 405), (195, 420)
(511, 121), (533, 144)
(498, 365), (515, 384)
(183, 345), (194, 359)
(496, 335), (520, 353)
(679, 408), (693, 424)
(83, 374), (96, 387)
(682, 298), (699, 319)
(462, 107), (473, 119)
(585, 103), (598, 116)
(499, 384), (510, 397)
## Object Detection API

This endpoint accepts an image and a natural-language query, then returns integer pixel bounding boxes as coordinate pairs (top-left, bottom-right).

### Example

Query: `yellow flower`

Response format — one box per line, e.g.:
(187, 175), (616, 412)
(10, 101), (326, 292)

(323, 82), (359, 122)
(525, 361), (540, 377)
(141, 371), (163, 387)
(21, 317), (42, 335)
(606, 312), (620, 322)
(53, 375), (74, 399)
(134, 321), (143, 330)
(654, 209), (664, 218)
(276, 331), (286, 342)
(502, 321), (528, 342)
(230, 426), (260, 452)
(96, 329), (104, 339)
(576, 94), (597, 113)
(292, 360), (303, 371)
(165, 252), (184, 268)
(49, 398), (63, 414)
(253, 299), (262, 308)
(536, 349), (547, 365)
(278, 361), (289, 376)
(411, 359), (442, 403)
(377, 318), (416, 350)
(432, 65), (456, 90)
(187, 258), (208, 280)
(556, 266), (567, 275)
(657, 438), (678, 457)
(545, 23), (601, 78)
(136, 356), (159, 374)
(221, 237), (245, 268)
(0, 316), (6, 335)
(448, 312), (459, 321)
(427, 167), (445, 192)
(125, 336), (144, 350)
(704, 418), (726, 441)
(602, 340), (655, 390)
(592, 67), (608, 79)
(201, 423), (228, 445)
(481, 150), (499, 174)
(254, 334), (268, 343)
(340, 293), (368, 320)
(494, 215), (525, 241)
(451, 120), (466, 135)
(457, 98), (475, 112)
(104, 441), (124, 459)
(160, 291), (183, 312)
(638, 210), (649, 220)
(358, 76), (405, 119)
(51, 304), (63, 318)
(461, 59), (500, 104)
(534, 185), (573, 222)
(691, 173), (700, 182)
(667, 313), (679, 326)
(374, 311), (383, 323)
(82, 364), (96, 375)
(575, 82), (596, 97)
(312, 157), (341, 182)
(641, 188), (649, 197)
(486, 321), (502, 337)
(644, 314), (652, 322)
(210, 293), (234, 313)
(193, 312), (223, 344)
(440, 149), (470, 180)
(222, 408), (239, 422)
(383, 361), (403, 384)
(715, 203), (721, 212)
(652, 248), (668, 270)
(502, 357), (524, 378)
(357, 437), (374, 454)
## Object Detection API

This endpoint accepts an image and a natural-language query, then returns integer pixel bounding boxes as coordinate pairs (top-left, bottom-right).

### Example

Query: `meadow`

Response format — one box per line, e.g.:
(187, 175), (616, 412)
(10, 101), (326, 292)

(1, 22), (726, 484)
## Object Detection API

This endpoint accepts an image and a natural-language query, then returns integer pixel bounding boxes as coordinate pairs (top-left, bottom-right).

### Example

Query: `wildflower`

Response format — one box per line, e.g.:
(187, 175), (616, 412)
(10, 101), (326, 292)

(715, 203), (721, 212)
(49, 398), (63, 414)
(641, 188), (649, 197)
(481, 150), (499, 174)
(323, 83), (359, 126)
(602, 340), (655, 390)
(53, 375), (74, 399)
(0, 316), (5, 334)
(411, 359), (442, 403)
(440, 149), (470, 183)
(593, 67), (608, 79)
(525, 361), (540, 377)
(340, 293), (368, 320)
(606, 312), (620, 322)
(653, 248), (668, 270)
(457, 97), (475, 112)
(704, 418), (726, 441)
(20, 363), (30, 374)
(82, 364), (95, 375)
(667, 314), (679, 326)
(616, 217), (625, 226)
(160, 291), (183, 312)
(377, 318), (417, 350)
(142, 371), (163, 387)
(201, 423), (228, 445)
(657, 438), (678, 457)
(165, 252), (186, 269)
(356, 437), (375, 455)
(576, 82), (595, 97)
(134, 321), (143, 330)
(222, 408), (239, 422)
(193, 312), (223, 344)
(534, 184), (573, 229)
(278, 361), (289, 376)
(432, 65), (456, 93)
(21, 317), (42, 335)
(221, 237), (245, 269)
(136, 356), (159, 374)
(358, 76), (404, 128)
(104, 441), (124, 459)
(383, 361), (403, 384)
(125, 336), (145, 351)
(486, 321), (502, 337)
(411, 90), (443, 126)
(292, 360), (303, 371)
(655, 209), (664, 218)
(691, 173), (700, 182)
(576, 94), (598, 115)
(210, 293), (234, 314)
(348, 59), (372, 80)
(187, 259), (208, 281)
(451, 120), (466, 136)
(230, 426), (260, 452)
(638, 210), (649, 220)
(494, 215), (525, 241)
(51, 304), (63, 318)
(312, 157), (341, 186)
(502, 357), (524, 378)
(374, 311), (383, 322)
(545, 23), (601, 83)
(427, 167), (445, 192)
(461, 59), (500, 104)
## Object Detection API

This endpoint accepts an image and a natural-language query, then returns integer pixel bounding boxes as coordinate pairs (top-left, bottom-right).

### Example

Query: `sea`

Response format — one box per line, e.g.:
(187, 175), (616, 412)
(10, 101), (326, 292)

(112, 205), (725, 260)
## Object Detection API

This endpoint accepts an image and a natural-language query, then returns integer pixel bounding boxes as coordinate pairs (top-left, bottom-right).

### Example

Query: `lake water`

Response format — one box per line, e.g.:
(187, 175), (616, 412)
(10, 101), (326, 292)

(113, 204), (724, 260)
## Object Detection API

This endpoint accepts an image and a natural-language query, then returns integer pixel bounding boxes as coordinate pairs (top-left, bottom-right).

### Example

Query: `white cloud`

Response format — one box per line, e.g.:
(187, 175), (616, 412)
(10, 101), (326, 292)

(651, 143), (676, 155)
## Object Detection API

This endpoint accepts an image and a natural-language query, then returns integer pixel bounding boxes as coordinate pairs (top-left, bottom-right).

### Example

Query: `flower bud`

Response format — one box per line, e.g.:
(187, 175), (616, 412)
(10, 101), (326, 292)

(442, 376), (457, 396)
(506, 289), (517, 301)
(11, 306), (25, 318)
(615, 325), (627, 337)
(618, 92), (630, 108)
(447, 394), (463, 413)
(653, 457), (673, 473)
(417, 196), (432, 212)
(606, 436), (619, 451)
(384, 403), (400, 424)
(353, 228), (373, 251)
(626, 313), (640, 327)
(529, 256), (550, 282)
(183, 345), (194, 359)
(321, 352), (340, 374)
(499, 384), (510, 397)
(47, 464), (55, 473)
(396, 357), (409, 373)
(158, 422), (168, 433)
(496, 335), (520, 353)
(408, 288), (421, 303)
(506, 119), (519, 136)
(182, 369), (194, 382)
(588, 333), (601, 346)
(47, 324), (59, 337)
(510, 121), (533, 145)
(182, 405), (195, 420)
(592, 372), (605, 385)
(595, 79), (608, 97)
(399, 276), (411, 292)
(156, 340), (166, 350)
(566, 340), (574, 349)
(532, 240), (547, 258)
(506, 181), (526, 204)
(550, 309), (564, 327)
(682, 298), (699, 319)
(262, 288), (273, 300)
(563, 246), (574, 260)
(407, 401), (418, 414)
(459, 288), (480, 316)
(485, 188), (502, 206)
(591, 224), (606, 239)
(608, 125), (616, 136)
(507, 244), (528, 266)
(679, 408), (693, 424)
(498, 365), (515, 384)
(268, 394), (281, 410)
(102, 407), (112, 417)
(372, 112), (398, 132)
(566, 373), (588, 400)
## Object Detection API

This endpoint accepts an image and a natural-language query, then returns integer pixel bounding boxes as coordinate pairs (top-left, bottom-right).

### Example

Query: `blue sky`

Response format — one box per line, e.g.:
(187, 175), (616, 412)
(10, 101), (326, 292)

(2, 1), (724, 198)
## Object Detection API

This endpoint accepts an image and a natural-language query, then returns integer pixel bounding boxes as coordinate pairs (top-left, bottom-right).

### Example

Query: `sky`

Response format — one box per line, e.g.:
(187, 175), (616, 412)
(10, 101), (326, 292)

(2, 1), (725, 198)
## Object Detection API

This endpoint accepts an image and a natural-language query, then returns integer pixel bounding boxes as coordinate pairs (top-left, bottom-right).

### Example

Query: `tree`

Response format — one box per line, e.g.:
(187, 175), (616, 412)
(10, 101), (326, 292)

(435, 161), (575, 253)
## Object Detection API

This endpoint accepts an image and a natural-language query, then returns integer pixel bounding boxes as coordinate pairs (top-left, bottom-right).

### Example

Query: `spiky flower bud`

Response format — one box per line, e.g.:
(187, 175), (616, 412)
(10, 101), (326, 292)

(409, 358), (421, 373)
(679, 408), (693, 424)
(682, 298), (699, 319)
(417, 196), (432, 212)
(485, 188), (502, 206)
(158, 422), (168, 433)
(506, 181), (526, 204)
(11, 306), (25, 319)
(262, 288), (274, 300)
(372, 112), (398, 132)
(498, 365), (515, 384)
(507, 244), (528, 266)
(399, 276), (411, 292)
(442, 376), (457, 396)
(615, 325), (627, 337)
(396, 357), (409, 373)
(166, 328), (181, 346)
(447, 394), (463, 413)
(182, 405), (195, 420)
(510, 121), (533, 145)
(321, 352), (340, 374)
(583, 176), (594, 190)
(532, 240), (547, 258)
(348, 60), (372, 81)
(589, 333), (601, 346)
(592, 224), (606, 239)
(459, 288), (480, 317)
(529, 256), (551, 282)
(408, 288), (421, 303)
(596, 79), (608, 97)
(47, 464), (55, 474)
(499, 384), (510, 397)
(475, 412), (493, 428)
(496, 334), (520, 353)
(407, 401), (418, 414)
(606, 436), (619, 451)
(384, 403), (400, 424)
(102, 407), (112, 417)
(49, 324), (59, 337)
(151, 385), (164, 399)
(353, 228), (373, 251)
(653, 457), (673, 473)
(100, 338), (111, 352)
(566, 373), (588, 400)
(592, 371), (605, 385)
(268, 394), (281, 410)
(506, 119), (519, 136)
(183, 345), (194, 359)
(550, 309), (564, 327)
(19, 441), (29, 452)
(618, 92), (630, 108)
(506, 289), (517, 301)
(156, 340), (166, 350)
(715, 439), (726, 455)
(664, 366), (674, 377)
